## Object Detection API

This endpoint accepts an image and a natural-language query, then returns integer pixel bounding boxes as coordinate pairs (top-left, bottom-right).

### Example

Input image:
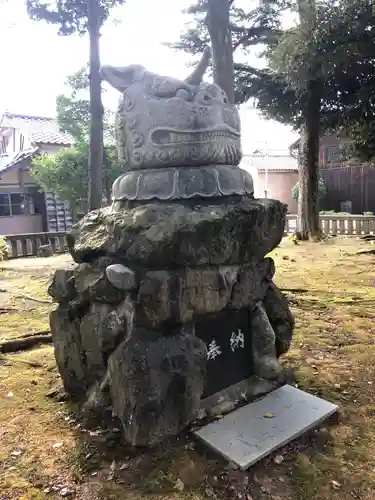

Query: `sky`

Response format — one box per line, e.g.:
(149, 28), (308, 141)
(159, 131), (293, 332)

(0, 0), (298, 153)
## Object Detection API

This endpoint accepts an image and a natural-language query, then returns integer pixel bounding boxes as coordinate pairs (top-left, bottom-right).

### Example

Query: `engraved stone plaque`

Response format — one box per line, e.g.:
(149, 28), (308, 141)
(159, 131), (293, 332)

(195, 309), (254, 399)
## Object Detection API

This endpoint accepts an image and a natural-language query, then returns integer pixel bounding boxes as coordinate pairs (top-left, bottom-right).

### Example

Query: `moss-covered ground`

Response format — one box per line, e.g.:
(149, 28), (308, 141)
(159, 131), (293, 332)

(0, 238), (374, 499)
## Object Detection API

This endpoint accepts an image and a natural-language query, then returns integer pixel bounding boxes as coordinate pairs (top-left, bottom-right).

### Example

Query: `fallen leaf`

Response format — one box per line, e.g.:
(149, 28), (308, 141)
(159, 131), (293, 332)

(52, 442), (63, 449)
(89, 429), (105, 437)
(274, 455), (284, 465)
(120, 462), (129, 470)
(60, 487), (74, 497)
(263, 412), (276, 418)
(174, 478), (184, 491)
(10, 450), (22, 456)
(331, 480), (341, 489)
(110, 460), (116, 471)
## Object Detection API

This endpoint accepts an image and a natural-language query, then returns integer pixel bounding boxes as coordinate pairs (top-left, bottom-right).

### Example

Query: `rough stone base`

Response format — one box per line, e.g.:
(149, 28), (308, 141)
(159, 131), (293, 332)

(48, 196), (294, 447)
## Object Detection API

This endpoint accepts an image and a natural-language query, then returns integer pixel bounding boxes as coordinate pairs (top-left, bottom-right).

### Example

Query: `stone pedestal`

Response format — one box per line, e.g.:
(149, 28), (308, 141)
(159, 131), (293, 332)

(49, 197), (294, 446)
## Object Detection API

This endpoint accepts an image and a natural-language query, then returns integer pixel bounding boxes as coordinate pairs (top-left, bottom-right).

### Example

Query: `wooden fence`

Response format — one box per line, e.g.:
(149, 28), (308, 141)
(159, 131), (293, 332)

(285, 214), (375, 235)
(2, 214), (375, 259)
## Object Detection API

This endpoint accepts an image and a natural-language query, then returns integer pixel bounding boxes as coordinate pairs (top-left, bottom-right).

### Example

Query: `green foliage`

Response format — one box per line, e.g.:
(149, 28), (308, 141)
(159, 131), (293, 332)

(319, 210), (349, 215)
(56, 67), (91, 139)
(26, 0), (126, 35)
(247, 0), (375, 160)
(175, 0), (375, 161)
(0, 236), (9, 260)
(292, 177), (326, 201)
(31, 141), (89, 216)
(31, 139), (122, 216)
(31, 67), (121, 215)
(170, 0), (289, 104)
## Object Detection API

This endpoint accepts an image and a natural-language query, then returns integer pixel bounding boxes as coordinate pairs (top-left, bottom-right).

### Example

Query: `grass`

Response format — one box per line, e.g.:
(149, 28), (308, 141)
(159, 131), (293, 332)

(0, 238), (375, 499)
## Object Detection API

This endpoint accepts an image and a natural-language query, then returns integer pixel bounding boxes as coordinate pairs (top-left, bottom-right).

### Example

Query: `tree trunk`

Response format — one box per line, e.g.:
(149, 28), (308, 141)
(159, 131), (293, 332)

(296, 0), (322, 240)
(87, 0), (103, 211)
(207, 0), (235, 104)
(297, 79), (322, 240)
(103, 149), (112, 205)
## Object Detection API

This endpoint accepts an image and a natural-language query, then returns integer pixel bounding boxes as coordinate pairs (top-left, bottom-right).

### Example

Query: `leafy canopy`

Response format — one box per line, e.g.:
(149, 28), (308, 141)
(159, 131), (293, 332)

(174, 0), (375, 161)
(169, 0), (289, 104)
(26, 0), (126, 34)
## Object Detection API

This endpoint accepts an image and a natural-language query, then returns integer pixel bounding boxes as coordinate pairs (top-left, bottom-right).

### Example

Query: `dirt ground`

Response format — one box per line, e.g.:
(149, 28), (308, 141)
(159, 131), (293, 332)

(0, 237), (375, 500)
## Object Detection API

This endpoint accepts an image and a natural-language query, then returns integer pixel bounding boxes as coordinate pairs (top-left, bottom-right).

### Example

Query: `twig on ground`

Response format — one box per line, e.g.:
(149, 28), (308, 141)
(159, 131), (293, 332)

(356, 249), (375, 255)
(0, 288), (52, 304)
(15, 330), (51, 340)
(0, 308), (17, 314)
(13, 292), (52, 304)
(0, 355), (44, 368)
(0, 335), (53, 354)
(280, 287), (309, 293)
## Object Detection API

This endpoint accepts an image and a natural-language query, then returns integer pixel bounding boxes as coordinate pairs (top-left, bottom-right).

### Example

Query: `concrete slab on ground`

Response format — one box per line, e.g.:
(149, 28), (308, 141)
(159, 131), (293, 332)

(194, 384), (339, 470)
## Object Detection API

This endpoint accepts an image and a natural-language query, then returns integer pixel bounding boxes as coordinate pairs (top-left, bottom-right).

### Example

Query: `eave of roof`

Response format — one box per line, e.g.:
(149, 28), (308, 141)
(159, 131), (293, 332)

(0, 147), (39, 174)
(242, 154), (298, 172)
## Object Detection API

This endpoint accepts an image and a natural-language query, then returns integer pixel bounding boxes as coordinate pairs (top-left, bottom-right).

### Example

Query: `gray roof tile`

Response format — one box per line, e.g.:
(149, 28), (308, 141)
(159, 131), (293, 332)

(241, 154), (298, 172)
(0, 112), (73, 145)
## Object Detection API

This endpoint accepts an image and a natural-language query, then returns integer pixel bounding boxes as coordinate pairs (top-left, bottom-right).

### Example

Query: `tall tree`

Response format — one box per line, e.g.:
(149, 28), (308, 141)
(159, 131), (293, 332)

(207, 0), (235, 103)
(295, 0), (321, 240)
(87, 0), (103, 210)
(169, 0), (286, 104)
(26, 0), (126, 210)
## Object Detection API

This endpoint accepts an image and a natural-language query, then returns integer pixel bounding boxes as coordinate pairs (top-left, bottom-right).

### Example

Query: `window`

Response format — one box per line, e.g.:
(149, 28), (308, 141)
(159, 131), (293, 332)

(10, 194), (25, 215)
(325, 145), (345, 163)
(0, 194), (10, 216)
(340, 201), (352, 214)
(0, 193), (33, 216)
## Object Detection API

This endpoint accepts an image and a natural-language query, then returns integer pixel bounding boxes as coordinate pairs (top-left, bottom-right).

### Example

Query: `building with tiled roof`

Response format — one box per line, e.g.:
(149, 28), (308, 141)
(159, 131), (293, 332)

(240, 152), (298, 213)
(0, 112), (74, 236)
(0, 112), (73, 152)
(242, 153), (298, 173)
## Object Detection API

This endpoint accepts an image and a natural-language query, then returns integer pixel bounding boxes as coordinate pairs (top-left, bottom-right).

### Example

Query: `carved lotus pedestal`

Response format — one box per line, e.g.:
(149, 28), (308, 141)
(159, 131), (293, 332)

(48, 196), (294, 446)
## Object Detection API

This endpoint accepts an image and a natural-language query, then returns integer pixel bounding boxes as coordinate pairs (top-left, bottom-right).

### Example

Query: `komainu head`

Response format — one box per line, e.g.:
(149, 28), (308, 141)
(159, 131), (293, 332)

(101, 49), (242, 171)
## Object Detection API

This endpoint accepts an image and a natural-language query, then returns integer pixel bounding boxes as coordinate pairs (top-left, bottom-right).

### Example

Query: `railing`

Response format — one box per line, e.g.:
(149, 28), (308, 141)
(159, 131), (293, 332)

(3, 214), (375, 259)
(285, 214), (375, 235)
(3, 232), (68, 259)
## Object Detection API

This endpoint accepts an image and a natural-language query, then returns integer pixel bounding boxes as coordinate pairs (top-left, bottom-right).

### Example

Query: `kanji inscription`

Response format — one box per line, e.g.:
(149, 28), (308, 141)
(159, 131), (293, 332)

(195, 309), (254, 398)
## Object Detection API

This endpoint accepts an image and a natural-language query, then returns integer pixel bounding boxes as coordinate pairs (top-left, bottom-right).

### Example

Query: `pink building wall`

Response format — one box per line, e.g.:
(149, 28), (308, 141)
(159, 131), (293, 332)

(257, 171), (298, 213)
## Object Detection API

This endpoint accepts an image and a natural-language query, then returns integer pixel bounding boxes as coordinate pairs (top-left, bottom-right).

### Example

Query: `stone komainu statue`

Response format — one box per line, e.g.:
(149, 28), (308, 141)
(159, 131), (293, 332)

(48, 49), (294, 448)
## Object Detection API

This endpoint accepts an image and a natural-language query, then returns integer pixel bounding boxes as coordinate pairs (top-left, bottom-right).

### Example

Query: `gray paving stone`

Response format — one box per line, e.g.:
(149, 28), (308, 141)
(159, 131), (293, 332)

(194, 384), (339, 470)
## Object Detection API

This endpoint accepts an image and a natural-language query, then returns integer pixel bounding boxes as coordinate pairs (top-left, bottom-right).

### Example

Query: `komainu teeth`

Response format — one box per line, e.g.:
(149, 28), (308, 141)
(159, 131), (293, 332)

(169, 131), (238, 144)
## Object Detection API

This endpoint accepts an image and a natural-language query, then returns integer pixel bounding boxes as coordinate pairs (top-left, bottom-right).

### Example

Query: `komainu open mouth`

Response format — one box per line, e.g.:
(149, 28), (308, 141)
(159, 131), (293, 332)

(150, 128), (240, 146)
